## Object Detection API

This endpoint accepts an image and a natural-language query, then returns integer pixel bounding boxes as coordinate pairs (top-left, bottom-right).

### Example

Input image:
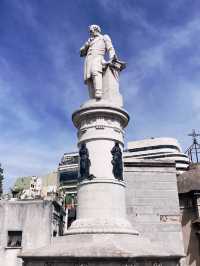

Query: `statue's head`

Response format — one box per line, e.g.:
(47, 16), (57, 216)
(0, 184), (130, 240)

(89, 24), (101, 37)
(81, 143), (86, 149)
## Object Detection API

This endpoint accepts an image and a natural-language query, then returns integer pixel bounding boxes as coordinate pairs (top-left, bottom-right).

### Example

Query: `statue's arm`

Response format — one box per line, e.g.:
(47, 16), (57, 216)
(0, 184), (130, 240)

(104, 35), (116, 61)
(80, 40), (90, 57)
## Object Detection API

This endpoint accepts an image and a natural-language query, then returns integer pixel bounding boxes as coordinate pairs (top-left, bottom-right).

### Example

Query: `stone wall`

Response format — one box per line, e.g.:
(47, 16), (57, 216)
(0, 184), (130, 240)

(124, 159), (184, 256)
(180, 194), (200, 266)
(0, 200), (53, 266)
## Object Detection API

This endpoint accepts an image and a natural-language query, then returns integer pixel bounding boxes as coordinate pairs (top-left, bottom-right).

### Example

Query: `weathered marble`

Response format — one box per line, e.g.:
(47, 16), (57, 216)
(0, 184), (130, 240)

(80, 25), (116, 100)
(68, 100), (138, 236)
(101, 63), (124, 107)
(20, 233), (183, 263)
(80, 25), (125, 108)
(124, 159), (185, 257)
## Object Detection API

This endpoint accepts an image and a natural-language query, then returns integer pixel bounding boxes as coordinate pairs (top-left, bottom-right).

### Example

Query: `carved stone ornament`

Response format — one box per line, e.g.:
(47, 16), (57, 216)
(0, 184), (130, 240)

(111, 142), (123, 181)
(79, 115), (122, 135)
(160, 215), (180, 223)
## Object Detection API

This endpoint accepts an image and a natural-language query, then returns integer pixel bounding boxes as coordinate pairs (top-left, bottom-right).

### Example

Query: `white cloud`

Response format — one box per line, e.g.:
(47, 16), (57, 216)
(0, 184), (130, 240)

(122, 14), (200, 98)
(0, 55), (77, 192)
(120, 13), (200, 150)
(0, 66), (41, 132)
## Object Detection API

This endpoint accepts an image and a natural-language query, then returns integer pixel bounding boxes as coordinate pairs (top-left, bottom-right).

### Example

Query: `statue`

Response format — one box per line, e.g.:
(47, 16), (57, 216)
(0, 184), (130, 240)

(111, 142), (123, 181)
(79, 143), (91, 181)
(80, 24), (126, 101)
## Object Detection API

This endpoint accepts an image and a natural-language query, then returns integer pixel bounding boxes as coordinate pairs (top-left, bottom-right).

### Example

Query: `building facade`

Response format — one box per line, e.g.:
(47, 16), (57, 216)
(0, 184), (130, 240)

(0, 199), (65, 266)
(124, 137), (189, 173)
(178, 164), (200, 266)
(11, 171), (58, 200)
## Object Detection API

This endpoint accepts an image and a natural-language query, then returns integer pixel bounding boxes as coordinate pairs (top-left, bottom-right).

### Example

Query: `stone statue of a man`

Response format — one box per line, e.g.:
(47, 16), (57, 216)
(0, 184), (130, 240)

(80, 25), (116, 99)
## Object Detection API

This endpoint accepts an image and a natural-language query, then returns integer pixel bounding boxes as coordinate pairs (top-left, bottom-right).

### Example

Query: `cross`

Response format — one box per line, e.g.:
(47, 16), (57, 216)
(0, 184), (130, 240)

(188, 129), (200, 144)
(187, 129), (200, 162)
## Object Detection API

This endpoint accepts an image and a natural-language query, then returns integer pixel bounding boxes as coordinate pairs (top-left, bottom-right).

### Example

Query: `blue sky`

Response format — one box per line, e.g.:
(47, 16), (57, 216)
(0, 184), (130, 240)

(1, 0), (200, 191)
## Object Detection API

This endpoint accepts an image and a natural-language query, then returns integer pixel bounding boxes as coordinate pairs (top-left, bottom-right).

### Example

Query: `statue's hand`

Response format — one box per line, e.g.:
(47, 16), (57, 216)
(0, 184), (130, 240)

(80, 41), (90, 57)
(80, 48), (86, 57)
(102, 58), (113, 66)
(112, 54), (118, 62)
(106, 54), (118, 65)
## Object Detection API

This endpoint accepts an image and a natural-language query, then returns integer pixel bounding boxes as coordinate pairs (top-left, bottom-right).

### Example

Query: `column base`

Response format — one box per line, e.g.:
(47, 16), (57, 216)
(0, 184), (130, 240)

(20, 233), (184, 265)
(66, 217), (138, 235)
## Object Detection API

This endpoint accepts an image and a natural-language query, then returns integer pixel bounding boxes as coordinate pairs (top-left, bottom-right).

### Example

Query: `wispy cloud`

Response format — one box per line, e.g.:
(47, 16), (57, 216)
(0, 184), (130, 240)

(0, 0), (200, 191)
(115, 5), (200, 148)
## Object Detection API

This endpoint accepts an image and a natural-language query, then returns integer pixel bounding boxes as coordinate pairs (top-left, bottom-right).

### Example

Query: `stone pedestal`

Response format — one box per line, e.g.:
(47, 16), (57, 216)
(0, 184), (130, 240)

(20, 102), (184, 266)
(21, 233), (182, 266)
(68, 102), (137, 235)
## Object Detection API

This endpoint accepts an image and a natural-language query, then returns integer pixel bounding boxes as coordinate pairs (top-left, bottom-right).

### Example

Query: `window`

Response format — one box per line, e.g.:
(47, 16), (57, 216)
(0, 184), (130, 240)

(7, 231), (22, 248)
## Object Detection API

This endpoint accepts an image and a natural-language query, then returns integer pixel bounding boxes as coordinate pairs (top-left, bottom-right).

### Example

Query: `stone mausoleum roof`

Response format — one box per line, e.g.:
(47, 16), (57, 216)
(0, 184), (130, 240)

(177, 163), (200, 194)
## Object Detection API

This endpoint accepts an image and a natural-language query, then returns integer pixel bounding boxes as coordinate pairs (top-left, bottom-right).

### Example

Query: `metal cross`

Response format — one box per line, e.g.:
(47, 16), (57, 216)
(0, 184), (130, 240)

(186, 129), (200, 163)
(188, 129), (200, 144)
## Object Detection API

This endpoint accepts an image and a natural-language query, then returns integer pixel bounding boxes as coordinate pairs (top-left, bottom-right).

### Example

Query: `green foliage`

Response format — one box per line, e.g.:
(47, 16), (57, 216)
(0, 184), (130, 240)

(65, 194), (72, 204)
(13, 176), (32, 190)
